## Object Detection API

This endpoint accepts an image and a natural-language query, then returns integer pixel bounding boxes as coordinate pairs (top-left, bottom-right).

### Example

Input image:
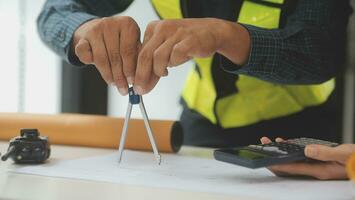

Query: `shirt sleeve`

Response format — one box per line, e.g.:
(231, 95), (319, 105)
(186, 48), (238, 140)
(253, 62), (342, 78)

(219, 0), (353, 85)
(37, 0), (133, 65)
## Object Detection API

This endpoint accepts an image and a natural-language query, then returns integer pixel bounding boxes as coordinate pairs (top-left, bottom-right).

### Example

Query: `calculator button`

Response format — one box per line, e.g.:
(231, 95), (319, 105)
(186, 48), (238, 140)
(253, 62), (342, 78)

(277, 150), (288, 155)
(288, 138), (338, 147)
(262, 146), (279, 151)
(262, 147), (288, 155)
(248, 145), (263, 150)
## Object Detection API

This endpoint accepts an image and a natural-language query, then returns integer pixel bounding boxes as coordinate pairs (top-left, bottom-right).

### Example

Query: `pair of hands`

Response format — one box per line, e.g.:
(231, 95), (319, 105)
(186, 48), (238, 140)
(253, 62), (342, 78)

(260, 137), (355, 180)
(72, 16), (250, 95)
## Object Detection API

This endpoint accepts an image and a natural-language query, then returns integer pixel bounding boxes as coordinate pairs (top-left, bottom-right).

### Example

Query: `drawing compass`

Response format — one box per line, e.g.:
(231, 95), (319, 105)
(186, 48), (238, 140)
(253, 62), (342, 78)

(117, 87), (161, 165)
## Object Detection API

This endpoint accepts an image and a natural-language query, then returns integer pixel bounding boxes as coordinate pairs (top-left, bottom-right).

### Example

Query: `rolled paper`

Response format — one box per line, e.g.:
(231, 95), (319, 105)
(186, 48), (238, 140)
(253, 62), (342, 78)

(0, 113), (183, 153)
(347, 152), (355, 180)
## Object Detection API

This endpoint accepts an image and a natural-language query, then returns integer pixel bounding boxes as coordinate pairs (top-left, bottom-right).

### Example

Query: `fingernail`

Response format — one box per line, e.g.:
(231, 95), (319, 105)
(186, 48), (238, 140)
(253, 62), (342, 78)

(275, 138), (283, 142)
(134, 86), (143, 95)
(306, 146), (317, 157)
(118, 88), (128, 96)
(109, 82), (116, 87)
(127, 76), (134, 84)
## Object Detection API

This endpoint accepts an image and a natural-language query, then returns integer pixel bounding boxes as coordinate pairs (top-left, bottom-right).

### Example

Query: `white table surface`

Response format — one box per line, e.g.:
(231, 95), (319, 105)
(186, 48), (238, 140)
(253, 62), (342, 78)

(1, 141), (353, 200)
(0, 141), (240, 200)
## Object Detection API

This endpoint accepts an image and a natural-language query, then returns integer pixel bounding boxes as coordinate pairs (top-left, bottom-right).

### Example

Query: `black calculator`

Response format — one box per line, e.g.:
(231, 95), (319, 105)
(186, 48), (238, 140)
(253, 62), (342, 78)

(214, 138), (338, 169)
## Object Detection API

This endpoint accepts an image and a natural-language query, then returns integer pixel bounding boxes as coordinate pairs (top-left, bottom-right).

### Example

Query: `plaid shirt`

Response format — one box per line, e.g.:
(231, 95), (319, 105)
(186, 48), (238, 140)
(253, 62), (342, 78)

(37, 0), (352, 84)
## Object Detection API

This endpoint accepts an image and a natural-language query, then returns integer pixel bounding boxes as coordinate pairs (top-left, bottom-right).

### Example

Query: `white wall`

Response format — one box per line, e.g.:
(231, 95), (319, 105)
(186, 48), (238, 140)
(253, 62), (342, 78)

(108, 0), (192, 120)
(0, 0), (61, 114)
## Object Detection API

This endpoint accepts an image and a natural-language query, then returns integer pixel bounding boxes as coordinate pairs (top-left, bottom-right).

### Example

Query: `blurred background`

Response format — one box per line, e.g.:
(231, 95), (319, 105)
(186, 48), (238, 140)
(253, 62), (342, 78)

(0, 0), (354, 143)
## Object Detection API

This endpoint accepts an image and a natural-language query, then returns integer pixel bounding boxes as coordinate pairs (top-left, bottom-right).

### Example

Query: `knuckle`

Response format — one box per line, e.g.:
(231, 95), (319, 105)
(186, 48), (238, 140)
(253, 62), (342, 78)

(172, 45), (184, 55)
(109, 50), (121, 65)
(113, 73), (126, 83)
(145, 21), (159, 36)
(101, 17), (110, 24)
(139, 50), (152, 62)
(119, 17), (139, 32)
(155, 21), (166, 30)
(175, 27), (186, 35)
(94, 18), (106, 29)
(87, 24), (103, 38)
(126, 25), (140, 38)
(95, 54), (107, 65)
(155, 21), (173, 37)
(101, 18), (112, 30)
(153, 49), (162, 61)
(121, 45), (137, 58)
(147, 20), (158, 30)
(123, 67), (135, 77)
(188, 28), (197, 35)
(122, 59), (136, 75)
(119, 16), (135, 24)
(135, 73), (148, 84)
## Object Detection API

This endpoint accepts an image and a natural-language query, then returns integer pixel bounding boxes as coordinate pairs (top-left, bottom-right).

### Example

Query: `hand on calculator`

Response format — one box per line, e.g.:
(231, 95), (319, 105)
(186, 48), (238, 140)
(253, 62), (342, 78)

(260, 137), (355, 180)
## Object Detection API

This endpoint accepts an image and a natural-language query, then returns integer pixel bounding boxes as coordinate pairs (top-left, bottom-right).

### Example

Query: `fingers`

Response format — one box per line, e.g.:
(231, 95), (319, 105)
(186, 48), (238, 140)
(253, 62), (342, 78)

(75, 39), (93, 64)
(260, 137), (272, 144)
(102, 22), (127, 95)
(268, 162), (348, 180)
(153, 28), (184, 77)
(136, 27), (192, 94)
(74, 18), (223, 95)
(305, 144), (354, 164)
(143, 21), (158, 45)
(259, 137), (351, 180)
(168, 36), (193, 67)
(135, 47), (161, 94)
(169, 28), (218, 66)
(120, 18), (141, 85)
(260, 137), (285, 144)
(135, 22), (164, 95)
(89, 34), (114, 85)
(136, 19), (216, 94)
(142, 74), (160, 96)
(135, 46), (153, 94)
(73, 16), (141, 96)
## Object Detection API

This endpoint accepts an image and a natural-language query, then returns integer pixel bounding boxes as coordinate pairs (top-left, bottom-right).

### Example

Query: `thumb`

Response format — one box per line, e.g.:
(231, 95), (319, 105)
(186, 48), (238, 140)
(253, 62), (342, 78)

(305, 144), (349, 164)
(75, 39), (93, 64)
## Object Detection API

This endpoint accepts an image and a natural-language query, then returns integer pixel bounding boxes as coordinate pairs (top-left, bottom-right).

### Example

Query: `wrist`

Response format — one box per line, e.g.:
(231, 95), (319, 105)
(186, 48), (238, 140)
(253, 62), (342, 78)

(213, 19), (251, 66)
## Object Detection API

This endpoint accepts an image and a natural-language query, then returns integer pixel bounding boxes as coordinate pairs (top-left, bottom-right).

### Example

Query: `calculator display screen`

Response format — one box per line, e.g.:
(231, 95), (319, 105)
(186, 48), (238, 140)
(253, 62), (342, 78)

(234, 149), (270, 160)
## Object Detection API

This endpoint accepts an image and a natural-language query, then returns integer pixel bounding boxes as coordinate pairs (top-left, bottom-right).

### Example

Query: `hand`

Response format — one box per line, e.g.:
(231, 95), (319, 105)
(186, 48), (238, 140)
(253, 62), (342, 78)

(73, 16), (141, 95)
(260, 137), (355, 180)
(134, 18), (250, 95)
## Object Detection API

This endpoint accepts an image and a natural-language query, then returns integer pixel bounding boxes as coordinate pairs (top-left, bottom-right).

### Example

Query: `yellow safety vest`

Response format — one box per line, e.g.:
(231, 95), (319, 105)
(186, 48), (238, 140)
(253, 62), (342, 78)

(151, 0), (335, 128)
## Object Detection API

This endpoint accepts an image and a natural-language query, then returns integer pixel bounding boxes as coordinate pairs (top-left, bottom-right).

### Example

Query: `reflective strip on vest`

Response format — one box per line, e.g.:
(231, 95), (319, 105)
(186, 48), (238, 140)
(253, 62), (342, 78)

(151, 0), (335, 128)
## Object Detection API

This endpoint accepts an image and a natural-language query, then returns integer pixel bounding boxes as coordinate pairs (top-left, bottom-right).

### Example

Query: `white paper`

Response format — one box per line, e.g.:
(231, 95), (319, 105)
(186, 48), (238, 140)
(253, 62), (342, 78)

(10, 151), (354, 200)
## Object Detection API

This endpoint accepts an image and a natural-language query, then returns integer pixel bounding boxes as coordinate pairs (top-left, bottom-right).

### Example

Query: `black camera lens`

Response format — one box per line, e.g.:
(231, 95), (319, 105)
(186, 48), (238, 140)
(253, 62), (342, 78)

(20, 129), (39, 138)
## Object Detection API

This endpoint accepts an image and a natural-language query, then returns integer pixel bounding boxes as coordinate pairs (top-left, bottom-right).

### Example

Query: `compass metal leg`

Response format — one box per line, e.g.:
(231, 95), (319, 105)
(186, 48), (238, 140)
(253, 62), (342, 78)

(117, 102), (133, 163)
(139, 97), (161, 165)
